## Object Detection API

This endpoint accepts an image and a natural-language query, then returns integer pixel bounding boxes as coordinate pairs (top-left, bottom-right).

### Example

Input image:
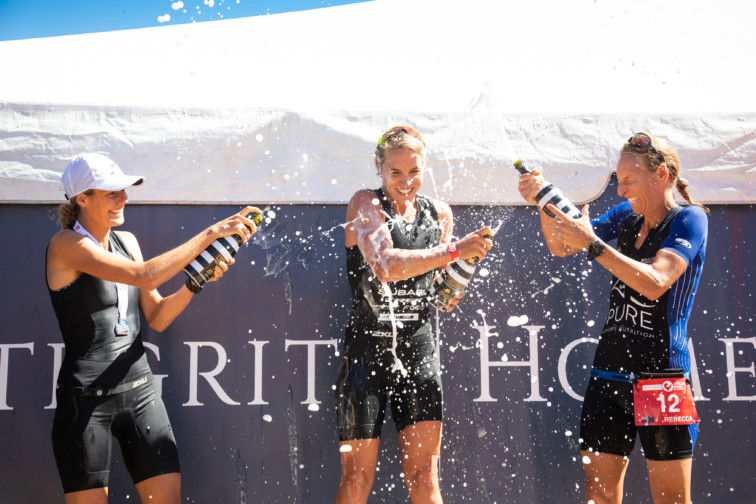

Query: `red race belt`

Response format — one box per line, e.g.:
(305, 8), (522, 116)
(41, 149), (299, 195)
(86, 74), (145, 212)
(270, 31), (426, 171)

(633, 371), (699, 427)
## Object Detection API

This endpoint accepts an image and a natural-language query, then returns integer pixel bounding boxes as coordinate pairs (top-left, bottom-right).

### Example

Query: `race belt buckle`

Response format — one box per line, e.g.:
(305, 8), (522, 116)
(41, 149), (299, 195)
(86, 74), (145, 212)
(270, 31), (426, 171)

(633, 370), (699, 426)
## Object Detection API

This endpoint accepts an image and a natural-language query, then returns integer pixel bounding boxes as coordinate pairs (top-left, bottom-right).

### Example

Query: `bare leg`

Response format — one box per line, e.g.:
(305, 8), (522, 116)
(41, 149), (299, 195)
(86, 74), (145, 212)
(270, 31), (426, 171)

(399, 421), (443, 504)
(335, 438), (381, 504)
(135, 472), (181, 504)
(64, 488), (108, 504)
(646, 458), (692, 504)
(582, 450), (629, 504)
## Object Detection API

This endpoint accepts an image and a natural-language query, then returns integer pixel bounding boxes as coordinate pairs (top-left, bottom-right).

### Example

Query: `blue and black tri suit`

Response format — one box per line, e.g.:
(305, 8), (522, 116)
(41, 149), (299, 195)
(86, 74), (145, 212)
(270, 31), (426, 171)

(580, 201), (708, 460)
(336, 188), (444, 441)
(47, 231), (179, 493)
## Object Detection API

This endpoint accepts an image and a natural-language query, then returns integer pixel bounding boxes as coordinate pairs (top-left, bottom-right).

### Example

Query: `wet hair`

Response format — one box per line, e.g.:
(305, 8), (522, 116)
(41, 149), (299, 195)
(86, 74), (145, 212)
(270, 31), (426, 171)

(621, 136), (709, 213)
(56, 189), (94, 229)
(374, 131), (427, 174)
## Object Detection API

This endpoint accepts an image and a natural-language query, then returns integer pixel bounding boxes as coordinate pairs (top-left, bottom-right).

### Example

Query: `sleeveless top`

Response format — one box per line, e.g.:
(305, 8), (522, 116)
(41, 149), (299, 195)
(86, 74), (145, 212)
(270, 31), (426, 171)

(591, 202), (708, 374)
(344, 189), (442, 346)
(48, 230), (150, 388)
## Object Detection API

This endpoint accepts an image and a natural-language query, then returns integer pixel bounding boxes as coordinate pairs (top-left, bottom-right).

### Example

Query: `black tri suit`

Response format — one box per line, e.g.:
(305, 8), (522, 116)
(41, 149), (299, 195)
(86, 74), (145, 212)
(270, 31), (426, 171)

(48, 230), (179, 493)
(336, 188), (444, 440)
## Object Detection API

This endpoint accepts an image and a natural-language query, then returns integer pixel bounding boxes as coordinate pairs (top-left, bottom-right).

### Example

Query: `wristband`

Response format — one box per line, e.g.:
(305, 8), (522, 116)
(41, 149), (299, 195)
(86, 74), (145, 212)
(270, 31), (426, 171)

(448, 243), (460, 261)
(185, 277), (203, 294)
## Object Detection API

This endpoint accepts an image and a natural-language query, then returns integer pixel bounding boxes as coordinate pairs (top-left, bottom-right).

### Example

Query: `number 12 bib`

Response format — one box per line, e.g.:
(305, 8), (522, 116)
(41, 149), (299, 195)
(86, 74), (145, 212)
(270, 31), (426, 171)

(633, 377), (699, 426)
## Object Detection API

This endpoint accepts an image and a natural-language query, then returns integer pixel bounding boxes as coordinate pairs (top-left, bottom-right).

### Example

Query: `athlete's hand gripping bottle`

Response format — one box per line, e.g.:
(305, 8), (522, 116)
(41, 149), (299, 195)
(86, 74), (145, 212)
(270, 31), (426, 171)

(428, 233), (493, 311)
(184, 212), (264, 289)
(514, 160), (581, 219)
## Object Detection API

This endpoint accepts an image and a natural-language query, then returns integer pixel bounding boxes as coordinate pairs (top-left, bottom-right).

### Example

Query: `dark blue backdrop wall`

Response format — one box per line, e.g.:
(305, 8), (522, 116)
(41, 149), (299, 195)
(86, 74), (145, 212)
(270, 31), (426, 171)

(1, 177), (754, 503)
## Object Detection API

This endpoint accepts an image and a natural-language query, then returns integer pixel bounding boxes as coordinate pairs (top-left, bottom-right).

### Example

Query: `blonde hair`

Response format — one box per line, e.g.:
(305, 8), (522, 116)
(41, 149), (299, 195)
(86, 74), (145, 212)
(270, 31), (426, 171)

(621, 136), (709, 213)
(56, 189), (94, 229)
(374, 131), (427, 174)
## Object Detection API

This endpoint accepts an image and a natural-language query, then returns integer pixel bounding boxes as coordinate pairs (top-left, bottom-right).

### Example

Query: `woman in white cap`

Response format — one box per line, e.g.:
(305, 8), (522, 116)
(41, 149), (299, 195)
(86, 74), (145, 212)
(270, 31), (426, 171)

(46, 153), (261, 503)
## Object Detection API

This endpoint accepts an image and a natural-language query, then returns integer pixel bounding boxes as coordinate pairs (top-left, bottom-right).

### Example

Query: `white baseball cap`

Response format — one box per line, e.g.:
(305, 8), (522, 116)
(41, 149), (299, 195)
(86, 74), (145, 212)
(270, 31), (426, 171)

(62, 153), (145, 199)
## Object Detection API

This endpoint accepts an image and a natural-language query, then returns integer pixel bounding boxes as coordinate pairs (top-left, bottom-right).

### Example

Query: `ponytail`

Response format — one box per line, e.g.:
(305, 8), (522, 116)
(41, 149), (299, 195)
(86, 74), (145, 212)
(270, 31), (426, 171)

(675, 177), (709, 213)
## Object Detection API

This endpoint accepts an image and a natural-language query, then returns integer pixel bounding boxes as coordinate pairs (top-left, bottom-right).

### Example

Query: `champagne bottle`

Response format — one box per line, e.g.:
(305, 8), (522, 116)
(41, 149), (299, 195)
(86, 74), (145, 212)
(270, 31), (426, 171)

(428, 233), (493, 311)
(184, 212), (264, 289)
(514, 160), (581, 219)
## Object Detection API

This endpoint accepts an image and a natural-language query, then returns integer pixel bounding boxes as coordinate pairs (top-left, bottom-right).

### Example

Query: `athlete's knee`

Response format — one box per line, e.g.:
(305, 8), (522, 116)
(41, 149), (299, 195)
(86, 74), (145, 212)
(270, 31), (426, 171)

(403, 459), (438, 497)
(340, 465), (374, 495)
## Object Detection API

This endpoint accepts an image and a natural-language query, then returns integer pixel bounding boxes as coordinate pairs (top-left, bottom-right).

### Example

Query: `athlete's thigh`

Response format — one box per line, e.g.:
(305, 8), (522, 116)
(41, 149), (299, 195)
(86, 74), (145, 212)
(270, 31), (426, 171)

(336, 355), (389, 441)
(391, 333), (443, 432)
(638, 423), (697, 461)
(52, 392), (116, 493)
(646, 457), (692, 504)
(135, 472), (181, 504)
(338, 438), (382, 477)
(580, 378), (636, 457)
(63, 487), (109, 504)
(398, 420), (442, 480)
(112, 383), (180, 485)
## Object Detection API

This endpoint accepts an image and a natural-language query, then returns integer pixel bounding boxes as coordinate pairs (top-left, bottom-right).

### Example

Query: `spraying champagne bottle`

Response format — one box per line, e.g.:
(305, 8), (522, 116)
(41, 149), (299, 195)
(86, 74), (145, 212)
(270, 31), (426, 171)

(428, 233), (492, 311)
(184, 212), (264, 289)
(514, 160), (581, 219)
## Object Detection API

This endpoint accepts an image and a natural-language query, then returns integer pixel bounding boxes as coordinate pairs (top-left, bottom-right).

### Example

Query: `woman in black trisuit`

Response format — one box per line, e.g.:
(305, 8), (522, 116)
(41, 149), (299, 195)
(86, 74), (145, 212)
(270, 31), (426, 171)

(47, 153), (261, 503)
(334, 126), (494, 503)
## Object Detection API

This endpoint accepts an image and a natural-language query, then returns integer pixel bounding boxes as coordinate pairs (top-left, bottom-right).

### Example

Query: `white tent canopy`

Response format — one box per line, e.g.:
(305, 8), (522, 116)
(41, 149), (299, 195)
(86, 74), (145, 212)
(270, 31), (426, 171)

(1, 0), (755, 204)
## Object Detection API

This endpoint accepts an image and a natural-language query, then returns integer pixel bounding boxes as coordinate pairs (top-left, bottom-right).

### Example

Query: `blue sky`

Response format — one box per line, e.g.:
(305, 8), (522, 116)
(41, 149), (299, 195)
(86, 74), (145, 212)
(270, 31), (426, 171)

(0, 0), (371, 42)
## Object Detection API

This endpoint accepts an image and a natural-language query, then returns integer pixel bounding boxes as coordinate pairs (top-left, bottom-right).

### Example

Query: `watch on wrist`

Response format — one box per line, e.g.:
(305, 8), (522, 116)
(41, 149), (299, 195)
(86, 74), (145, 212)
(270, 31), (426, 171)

(185, 277), (203, 294)
(587, 239), (606, 261)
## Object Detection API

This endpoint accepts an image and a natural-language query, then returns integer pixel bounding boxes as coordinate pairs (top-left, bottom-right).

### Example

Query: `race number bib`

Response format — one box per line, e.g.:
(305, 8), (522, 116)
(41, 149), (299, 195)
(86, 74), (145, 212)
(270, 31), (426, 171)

(633, 376), (699, 426)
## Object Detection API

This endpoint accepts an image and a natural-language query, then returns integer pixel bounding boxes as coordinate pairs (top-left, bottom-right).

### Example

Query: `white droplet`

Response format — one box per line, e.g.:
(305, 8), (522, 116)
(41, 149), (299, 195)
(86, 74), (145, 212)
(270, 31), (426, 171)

(262, 414), (272, 422)
(565, 430), (573, 437)
(255, 134), (264, 142)
(307, 403), (320, 412)
(339, 445), (353, 453)
(587, 320), (595, 327)
(582, 456), (592, 464)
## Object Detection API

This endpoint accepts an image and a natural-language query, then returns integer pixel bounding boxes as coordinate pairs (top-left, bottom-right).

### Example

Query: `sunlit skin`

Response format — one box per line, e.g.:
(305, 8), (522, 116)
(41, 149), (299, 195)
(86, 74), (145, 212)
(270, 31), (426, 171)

(77, 189), (129, 245)
(518, 156), (693, 504)
(379, 147), (424, 219)
(615, 153), (677, 235)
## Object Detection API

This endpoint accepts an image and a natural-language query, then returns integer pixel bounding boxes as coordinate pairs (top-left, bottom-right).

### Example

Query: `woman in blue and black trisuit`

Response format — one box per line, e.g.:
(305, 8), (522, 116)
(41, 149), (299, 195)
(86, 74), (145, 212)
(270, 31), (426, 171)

(47, 153), (260, 503)
(518, 133), (708, 504)
(334, 126), (493, 504)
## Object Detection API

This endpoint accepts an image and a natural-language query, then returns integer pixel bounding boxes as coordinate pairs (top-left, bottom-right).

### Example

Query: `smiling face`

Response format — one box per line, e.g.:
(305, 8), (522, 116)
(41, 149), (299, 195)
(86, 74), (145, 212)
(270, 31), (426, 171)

(616, 153), (668, 215)
(77, 188), (129, 230)
(378, 148), (425, 214)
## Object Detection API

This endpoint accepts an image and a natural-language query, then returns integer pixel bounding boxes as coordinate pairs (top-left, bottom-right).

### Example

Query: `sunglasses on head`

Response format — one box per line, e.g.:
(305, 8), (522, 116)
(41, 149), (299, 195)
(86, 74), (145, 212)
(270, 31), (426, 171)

(377, 125), (425, 147)
(627, 132), (665, 163)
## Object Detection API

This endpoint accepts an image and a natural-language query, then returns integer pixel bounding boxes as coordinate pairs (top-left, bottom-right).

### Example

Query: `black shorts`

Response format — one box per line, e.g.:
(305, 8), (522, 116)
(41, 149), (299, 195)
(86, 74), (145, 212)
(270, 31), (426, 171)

(51, 377), (180, 493)
(336, 332), (443, 441)
(579, 376), (698, 461)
